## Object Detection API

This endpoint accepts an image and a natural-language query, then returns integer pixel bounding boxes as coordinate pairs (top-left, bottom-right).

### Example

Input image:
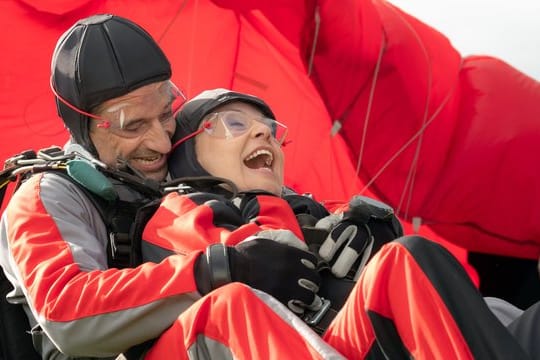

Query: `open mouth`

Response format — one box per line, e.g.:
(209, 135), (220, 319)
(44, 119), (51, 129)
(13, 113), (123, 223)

(244, 148), (274, 170)
(132, 154), (161, 164)
(129, 153), (166, 173)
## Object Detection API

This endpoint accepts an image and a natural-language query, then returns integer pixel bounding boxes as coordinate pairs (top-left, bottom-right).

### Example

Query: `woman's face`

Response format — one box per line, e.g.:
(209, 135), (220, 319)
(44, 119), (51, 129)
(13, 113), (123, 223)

(195, 102), (285, 195)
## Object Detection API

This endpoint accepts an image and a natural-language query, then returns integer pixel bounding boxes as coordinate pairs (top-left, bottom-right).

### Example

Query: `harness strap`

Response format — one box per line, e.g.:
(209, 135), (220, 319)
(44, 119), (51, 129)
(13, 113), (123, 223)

(46, 169), (158, 269)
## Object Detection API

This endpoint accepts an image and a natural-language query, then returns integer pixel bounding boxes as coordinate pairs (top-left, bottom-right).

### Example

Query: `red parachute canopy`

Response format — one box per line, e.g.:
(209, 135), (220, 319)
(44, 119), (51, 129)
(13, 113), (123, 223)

(2, 0), (540, 282)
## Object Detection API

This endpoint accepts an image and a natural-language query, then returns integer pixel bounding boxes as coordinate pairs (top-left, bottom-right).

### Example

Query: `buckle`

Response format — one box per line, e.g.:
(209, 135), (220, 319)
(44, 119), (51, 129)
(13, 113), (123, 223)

(3, 150), (37, 170)
(303, 297), (332, 326)
(37, 146), (65, 161)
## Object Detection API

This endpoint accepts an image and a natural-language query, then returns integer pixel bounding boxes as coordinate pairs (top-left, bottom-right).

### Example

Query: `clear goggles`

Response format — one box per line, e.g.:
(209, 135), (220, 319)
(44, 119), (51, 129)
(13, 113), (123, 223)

(51, 79), (186, 139)
(172, 110), (288, 151)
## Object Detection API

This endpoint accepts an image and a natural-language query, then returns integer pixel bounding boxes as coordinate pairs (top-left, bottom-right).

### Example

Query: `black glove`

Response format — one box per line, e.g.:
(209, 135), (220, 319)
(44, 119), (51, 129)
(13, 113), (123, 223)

(195, 237), (321, 315)
(317, 195), (403, 278)
(282, 193), (330, 227)
(282, 194), (330, 218)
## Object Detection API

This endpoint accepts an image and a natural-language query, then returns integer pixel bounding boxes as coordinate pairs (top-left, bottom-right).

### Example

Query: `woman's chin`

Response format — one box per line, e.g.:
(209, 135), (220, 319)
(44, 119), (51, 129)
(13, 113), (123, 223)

(240, 182), (282, 196)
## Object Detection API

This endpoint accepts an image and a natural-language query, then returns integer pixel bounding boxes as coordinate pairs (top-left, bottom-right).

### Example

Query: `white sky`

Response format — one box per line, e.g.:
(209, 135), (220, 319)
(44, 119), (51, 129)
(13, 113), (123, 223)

(389, 0), (540, 80)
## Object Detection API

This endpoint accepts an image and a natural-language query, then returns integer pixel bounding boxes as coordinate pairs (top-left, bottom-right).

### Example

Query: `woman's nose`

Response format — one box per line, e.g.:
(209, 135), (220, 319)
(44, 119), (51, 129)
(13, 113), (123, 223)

(251, 121), (272, 140)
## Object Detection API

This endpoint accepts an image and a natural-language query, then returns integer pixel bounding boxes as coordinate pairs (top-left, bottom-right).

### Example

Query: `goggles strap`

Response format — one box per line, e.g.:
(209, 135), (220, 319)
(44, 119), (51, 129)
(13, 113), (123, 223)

(170, 122), (212, 152)
(50, 76), (110, 127)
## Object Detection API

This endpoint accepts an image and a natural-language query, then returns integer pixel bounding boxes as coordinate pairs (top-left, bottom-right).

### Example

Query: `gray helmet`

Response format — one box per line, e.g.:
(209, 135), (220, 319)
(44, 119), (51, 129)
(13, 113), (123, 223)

(51, 14), (171, 153)
(169, 88), (275, 179)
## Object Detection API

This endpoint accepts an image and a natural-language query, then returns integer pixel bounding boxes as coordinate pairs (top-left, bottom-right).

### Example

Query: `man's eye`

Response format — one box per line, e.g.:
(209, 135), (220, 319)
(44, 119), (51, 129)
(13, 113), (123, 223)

(159, 110), (174, 123)
(122, 121), (144, 132)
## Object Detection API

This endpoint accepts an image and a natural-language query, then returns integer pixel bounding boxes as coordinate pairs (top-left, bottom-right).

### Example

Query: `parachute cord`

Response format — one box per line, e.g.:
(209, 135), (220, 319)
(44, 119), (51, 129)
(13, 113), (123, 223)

(398, 115), (425, 220)
(307, 4), (321, 76)
(401, 59), (464, 220)
(354, 32), (386, 178)
(359, 2), (458, 224)
(388, 5), (433, 220)
(359, 81), (457, 200)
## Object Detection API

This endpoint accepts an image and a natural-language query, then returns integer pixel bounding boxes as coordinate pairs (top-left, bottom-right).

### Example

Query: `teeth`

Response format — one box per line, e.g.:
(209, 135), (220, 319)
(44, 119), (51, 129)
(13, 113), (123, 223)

(133, 156), (159, 163)
(245, 149), (273, 165)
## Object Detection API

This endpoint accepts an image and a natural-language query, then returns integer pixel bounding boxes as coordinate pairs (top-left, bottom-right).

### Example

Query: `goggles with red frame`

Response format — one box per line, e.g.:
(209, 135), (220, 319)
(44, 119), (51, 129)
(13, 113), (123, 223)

(173, 110), (288, 151)
(51, 79), (186, 139)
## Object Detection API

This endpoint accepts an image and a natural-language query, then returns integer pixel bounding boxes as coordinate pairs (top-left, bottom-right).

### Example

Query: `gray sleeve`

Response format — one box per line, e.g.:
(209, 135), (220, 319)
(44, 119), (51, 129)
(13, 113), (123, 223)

(40, 173), (110, 270)
(485, 296), (524, 326)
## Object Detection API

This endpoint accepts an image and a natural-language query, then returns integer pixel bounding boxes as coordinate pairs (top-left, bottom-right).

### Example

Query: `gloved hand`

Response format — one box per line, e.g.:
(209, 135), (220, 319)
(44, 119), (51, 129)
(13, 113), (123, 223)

(317, 195), (403, 279)
(195, 230), (322, 315)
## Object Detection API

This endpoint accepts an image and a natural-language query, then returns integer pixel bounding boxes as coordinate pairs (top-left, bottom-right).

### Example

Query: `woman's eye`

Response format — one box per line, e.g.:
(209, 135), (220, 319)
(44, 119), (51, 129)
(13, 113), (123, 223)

(226, 119), (247, 130)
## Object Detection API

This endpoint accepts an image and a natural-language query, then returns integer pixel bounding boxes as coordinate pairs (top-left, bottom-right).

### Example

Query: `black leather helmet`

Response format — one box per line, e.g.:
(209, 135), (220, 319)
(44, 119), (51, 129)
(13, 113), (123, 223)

(50, 14), (171, 154)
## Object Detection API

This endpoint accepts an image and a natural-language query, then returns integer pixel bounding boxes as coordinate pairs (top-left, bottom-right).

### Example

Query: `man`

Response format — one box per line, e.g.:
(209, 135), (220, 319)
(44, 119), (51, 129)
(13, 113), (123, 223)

(0, 14), (336, 359)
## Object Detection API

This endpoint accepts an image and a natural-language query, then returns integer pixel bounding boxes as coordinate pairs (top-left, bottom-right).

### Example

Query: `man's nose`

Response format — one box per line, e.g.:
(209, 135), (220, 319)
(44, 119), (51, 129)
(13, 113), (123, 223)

(144, 119), (175, 153)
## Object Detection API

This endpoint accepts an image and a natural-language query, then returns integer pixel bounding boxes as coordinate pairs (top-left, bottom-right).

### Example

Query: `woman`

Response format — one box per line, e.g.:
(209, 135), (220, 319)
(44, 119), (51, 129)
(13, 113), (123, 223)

(142, 89), (530, 359)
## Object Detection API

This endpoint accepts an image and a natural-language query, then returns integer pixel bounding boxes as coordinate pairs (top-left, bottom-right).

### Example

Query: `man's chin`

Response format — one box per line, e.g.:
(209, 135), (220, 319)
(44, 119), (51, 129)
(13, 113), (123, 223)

(136, 167), (168, 182)
(128, 158), (168, 182)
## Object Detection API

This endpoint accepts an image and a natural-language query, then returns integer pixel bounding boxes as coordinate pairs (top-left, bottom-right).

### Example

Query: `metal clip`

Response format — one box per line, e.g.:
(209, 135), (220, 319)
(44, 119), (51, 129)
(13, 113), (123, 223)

(37, 146), (67, 161)
(109, 232), (118, 259)
(3, 150), (37, 170)
(162, 184), (194, 194)
(303, 297), (332, 326)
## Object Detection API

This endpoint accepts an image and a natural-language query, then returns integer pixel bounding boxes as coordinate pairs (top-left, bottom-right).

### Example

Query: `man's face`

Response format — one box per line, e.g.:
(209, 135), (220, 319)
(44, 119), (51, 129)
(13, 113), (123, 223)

(89, 81), (177, 181)
(195, 102), (285, 195)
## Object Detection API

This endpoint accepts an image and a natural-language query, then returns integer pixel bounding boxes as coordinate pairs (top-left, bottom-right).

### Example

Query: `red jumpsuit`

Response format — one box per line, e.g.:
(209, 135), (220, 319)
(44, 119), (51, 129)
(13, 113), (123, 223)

(142, 192), (528, 359)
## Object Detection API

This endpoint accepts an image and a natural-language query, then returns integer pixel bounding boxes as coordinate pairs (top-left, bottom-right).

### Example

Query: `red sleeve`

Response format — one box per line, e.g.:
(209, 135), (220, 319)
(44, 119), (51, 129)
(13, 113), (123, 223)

(143, 193), (305, 256)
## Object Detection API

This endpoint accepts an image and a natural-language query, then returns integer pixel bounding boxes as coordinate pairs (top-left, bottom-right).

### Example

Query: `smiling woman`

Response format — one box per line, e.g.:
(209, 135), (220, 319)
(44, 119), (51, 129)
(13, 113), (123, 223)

(194, 103), (285, 196)
(168, 88), (286, 196)
(142, 87), (333, 317)
(137, 88), (537, 359)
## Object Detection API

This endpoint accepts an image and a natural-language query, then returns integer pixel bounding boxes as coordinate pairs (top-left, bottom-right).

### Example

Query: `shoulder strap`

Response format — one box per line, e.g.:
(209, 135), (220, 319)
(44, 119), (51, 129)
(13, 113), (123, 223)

(105, 197), (160, 269)
(52, 170), (159, 269)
